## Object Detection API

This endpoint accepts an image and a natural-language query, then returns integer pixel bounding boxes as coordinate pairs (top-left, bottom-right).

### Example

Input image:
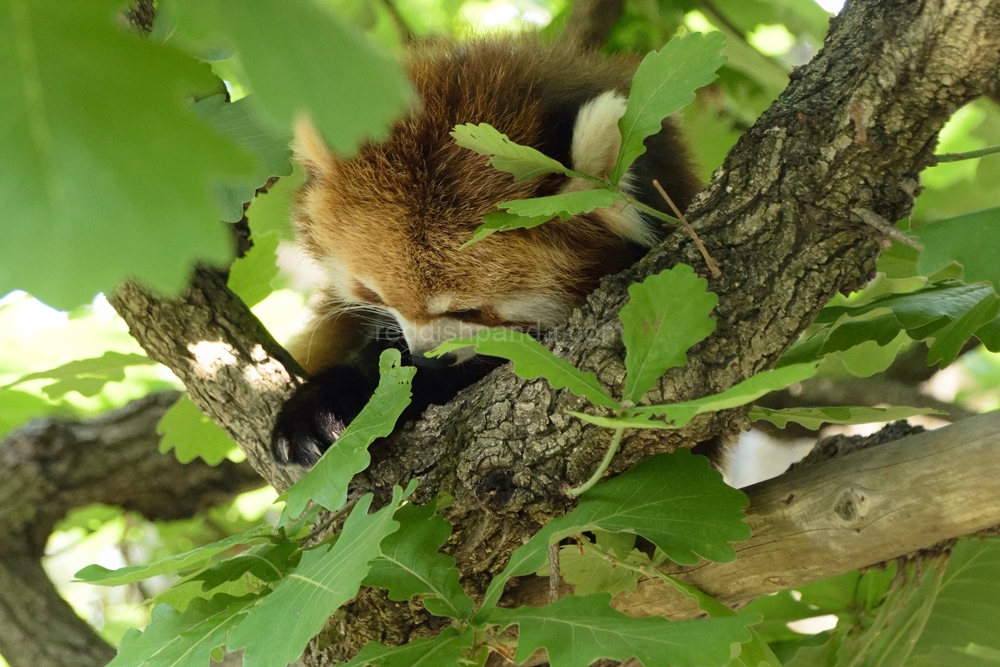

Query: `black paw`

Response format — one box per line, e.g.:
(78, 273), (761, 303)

(270, 365), (377, 466)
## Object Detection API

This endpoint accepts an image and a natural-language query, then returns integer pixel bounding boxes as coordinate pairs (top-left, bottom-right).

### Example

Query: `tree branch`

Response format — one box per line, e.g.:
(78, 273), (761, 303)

(0, 392), (264, 667)
(106, 0), (1000, 661)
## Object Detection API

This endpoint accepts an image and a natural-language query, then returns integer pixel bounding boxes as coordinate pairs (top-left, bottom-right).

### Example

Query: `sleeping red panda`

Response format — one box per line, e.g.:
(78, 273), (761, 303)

(271, 38), (701, 466)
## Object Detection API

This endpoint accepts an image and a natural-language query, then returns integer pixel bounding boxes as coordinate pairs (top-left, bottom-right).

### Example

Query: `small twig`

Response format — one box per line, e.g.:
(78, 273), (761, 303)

(378, 0), (415, 44)
(652, 180), (722, 278)
(302, 498), (359, 542)
(934, 143), (1000, 162)
(851, 207), (923, 248)
(548, 542), (561, 604)
(567, 427), (625, 496)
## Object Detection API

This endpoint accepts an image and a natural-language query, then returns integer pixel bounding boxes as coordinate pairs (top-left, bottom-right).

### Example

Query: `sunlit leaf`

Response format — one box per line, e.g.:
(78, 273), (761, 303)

(451, 123), (572, 181)
(500, 188), (624, 219)
(157, 393), (240, 465)
(462, 211), (555, 247)
(611, 32), (727, 184)
(915, 208), (1000, 294)
(4, 351), (155, 399)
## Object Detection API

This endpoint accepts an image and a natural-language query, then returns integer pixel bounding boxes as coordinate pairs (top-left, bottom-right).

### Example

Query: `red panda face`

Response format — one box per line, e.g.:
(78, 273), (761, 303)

(289, 39), (699, 364)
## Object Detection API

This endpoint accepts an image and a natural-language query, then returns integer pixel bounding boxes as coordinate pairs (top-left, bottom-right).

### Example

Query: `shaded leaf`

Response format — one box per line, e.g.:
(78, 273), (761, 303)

(749, 405), (943, 430)
(0, 0), (252, 309)
(431, 330), (618, 409)
(621, 264), (718, 403)
(363, 497), (474, 619)
(190, 94), (292, 222)
(915, 207), (1000, 294)
(343, 627), (475, 667)
(481, 450), (748, 610)
(909, 539), (1000, 664)
(484, 593), (754, 667)
(283, 349), (414, 518)
(108, 594), (263, 667)
(611, 32), (727, 184)
(194, 541), (299, 591)
(228, 488), (407, 667)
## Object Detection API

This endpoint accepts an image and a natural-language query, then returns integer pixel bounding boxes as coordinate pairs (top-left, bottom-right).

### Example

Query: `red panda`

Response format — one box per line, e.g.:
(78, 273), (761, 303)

(271, 38), (701, 465)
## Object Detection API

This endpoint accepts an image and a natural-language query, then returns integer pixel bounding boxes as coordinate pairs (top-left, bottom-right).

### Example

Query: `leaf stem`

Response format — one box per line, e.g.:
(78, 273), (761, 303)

(652, 180), (722, 278)
(567, 427), (625, 496)
(935, 143), (1000, 162)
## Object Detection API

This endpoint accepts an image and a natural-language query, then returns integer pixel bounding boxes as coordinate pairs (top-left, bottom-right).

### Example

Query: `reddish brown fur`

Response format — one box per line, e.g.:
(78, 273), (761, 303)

(289, 38), (699, 370)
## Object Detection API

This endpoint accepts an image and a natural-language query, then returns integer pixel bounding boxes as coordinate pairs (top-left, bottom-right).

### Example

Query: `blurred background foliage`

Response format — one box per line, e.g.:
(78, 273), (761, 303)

(2, 0), (1000, 660)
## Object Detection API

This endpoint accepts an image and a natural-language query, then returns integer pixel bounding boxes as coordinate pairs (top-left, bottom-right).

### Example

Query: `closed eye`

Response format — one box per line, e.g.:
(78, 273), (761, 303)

(354, 282), (385, 306)
(445, 308), (483, 323)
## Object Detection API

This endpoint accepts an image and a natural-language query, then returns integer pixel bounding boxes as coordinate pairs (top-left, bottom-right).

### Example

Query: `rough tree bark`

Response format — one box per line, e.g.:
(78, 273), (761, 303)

(0, 392), (263, 667)
(105, 0), (1000, 664)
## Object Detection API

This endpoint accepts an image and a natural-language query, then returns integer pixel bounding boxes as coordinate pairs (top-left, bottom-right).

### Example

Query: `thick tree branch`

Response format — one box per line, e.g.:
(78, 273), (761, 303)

(0, 392), (264, 667)
(107, 0), (1000, 661)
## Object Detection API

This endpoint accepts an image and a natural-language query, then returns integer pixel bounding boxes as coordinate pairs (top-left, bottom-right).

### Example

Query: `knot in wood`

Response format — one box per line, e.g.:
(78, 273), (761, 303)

(834, 484), (872, 525)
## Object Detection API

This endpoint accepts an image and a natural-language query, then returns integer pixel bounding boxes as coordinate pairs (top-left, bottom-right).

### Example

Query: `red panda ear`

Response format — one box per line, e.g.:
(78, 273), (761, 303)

(570, 90), (627, 179)
(293, 116), (339, 177)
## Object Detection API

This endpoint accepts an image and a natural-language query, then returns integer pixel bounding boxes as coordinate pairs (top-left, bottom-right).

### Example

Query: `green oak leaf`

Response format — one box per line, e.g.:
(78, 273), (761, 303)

(282, 349), (414, 518)
(749, 405), (943, 430)
(228, 488), (407, 667)
(0, 388), (65, 439)
(343, 627), (475, 667)
(163, 0), (413, 154)
(363, 497), (474, 619)
(909, 539), (1000, 664)
(190, 94), (292, 222)
(462, 210), (555, 247)
(430, 330), (618, 409)
(495, 188), (624, 222)
(661, 576), (781, 667)
(0, 0), (253, 309)
(194, 541), (299, 591)
(483, 593), (754, 667)
(557, 544), (642, 597)
(915, 207), (1000, 294)
(75, 525), (272, 586)
(611, 32), (727, 185)
(108, 594), (263, 667)
(3, 351), (156, 399)
(804, 282), (1000, 366)
(628, 363), (820, 427)
(480, 450), (749, 610)
(451, 123), (572, 181)
(621, 264), (718, 403)
(157, 393), (240, 466)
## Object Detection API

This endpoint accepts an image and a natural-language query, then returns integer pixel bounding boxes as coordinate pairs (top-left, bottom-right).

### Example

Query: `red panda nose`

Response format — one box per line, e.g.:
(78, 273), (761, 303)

(411, 351), (458, 370)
